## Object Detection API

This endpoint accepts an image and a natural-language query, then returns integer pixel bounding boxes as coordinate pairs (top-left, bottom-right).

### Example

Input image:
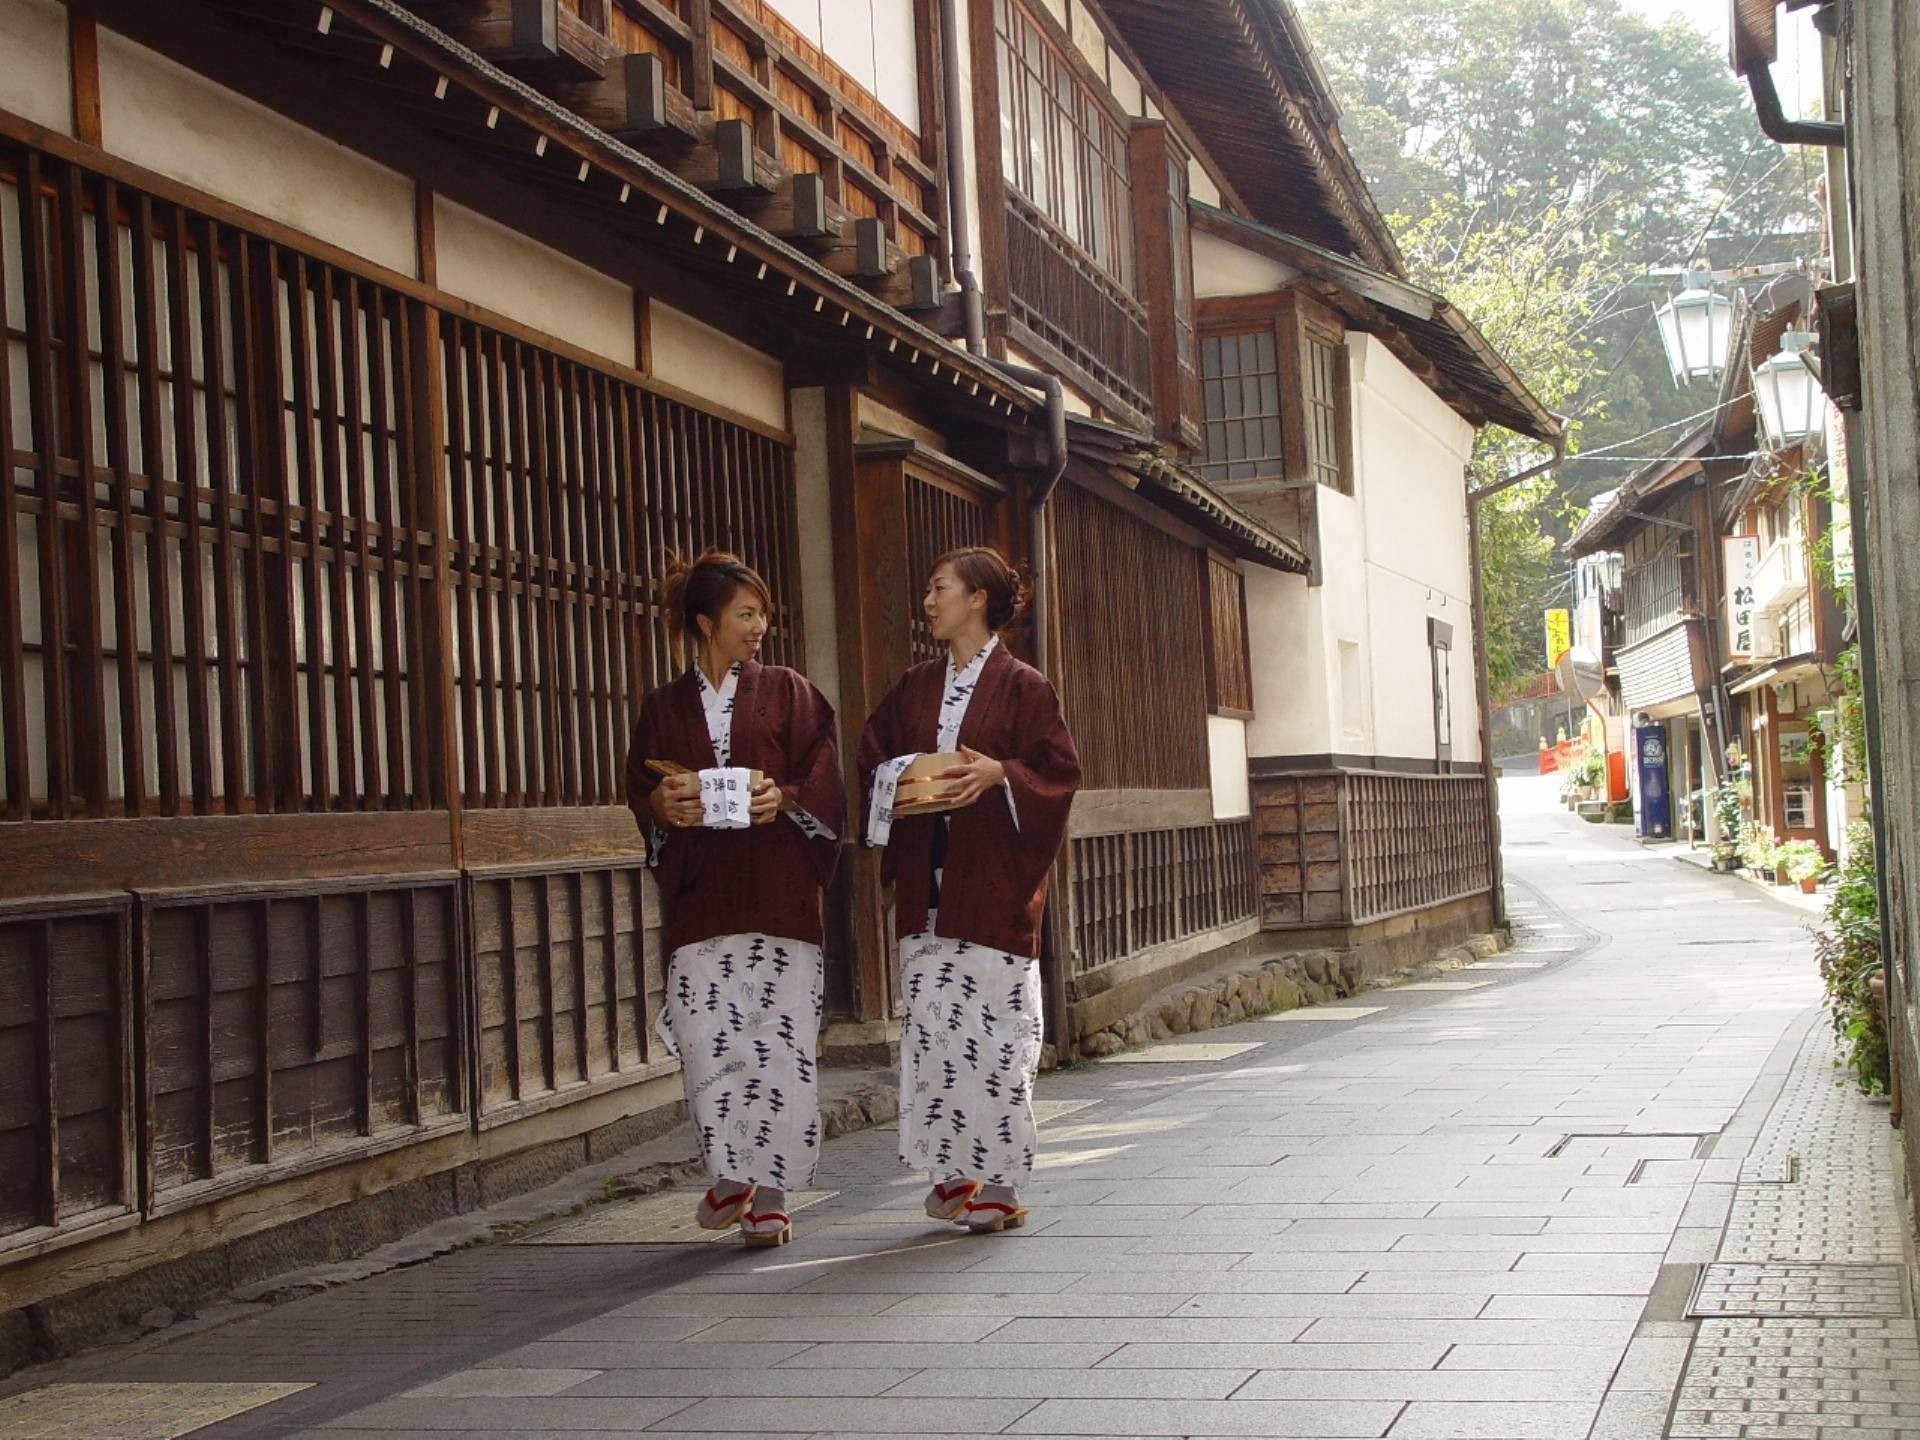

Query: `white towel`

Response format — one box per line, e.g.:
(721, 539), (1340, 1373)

(698, 766), (754, 829)
(865, 753), (920, 848)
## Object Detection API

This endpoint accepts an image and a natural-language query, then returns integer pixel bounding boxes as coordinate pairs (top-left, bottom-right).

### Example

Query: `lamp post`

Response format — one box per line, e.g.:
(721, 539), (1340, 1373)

(1654, 270), (1737, 385)
(1751, 330), (1827, 446)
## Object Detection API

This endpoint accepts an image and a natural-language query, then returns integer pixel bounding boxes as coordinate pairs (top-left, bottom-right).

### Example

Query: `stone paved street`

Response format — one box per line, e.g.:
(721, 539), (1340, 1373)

(2, 774), (1914, 1440)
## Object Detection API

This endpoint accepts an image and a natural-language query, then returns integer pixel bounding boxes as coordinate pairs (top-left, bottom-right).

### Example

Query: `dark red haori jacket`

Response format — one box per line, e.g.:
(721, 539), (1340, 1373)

(624, 662), (844, 955)
(858, 642), (1081, 958)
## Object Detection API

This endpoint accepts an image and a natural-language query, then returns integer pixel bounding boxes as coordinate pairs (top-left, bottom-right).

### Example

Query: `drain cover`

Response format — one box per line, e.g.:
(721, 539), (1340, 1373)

(1688, 1263), (1906, 1319)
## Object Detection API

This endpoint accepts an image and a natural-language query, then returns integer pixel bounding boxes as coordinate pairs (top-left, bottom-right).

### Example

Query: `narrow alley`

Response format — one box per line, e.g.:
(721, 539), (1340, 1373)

(2, 776), (1911, 1440)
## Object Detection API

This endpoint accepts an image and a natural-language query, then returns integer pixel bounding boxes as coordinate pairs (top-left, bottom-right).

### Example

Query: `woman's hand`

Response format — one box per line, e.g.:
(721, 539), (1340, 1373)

(749, 776), (786, 825)
(649, 772), (703, 830)
(936, 746), (1006, 808)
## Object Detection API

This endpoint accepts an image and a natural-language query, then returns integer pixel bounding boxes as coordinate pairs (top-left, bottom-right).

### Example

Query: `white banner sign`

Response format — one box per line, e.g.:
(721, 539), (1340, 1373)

(1725, 536), (1761, 660)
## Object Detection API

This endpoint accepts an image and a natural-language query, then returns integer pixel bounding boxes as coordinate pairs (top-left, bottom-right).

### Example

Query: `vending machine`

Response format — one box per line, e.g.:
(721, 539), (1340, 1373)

(1633, 723), (1671, 840)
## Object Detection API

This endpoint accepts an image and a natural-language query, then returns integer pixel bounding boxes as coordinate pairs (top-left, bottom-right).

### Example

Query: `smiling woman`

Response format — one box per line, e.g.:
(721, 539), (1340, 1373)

(624, 550), (846, 1248)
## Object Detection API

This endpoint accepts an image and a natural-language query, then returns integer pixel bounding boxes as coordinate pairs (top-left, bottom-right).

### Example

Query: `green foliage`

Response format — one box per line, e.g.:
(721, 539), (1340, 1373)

(1738, 821), (1777, 871)
(1711, 776), (1745, 864)
(1815, 822), (1888, 1094)
(1298, 0), (1824, 675)
(1775, 838), (1825, 884)
(1392, 204), (1617, 698)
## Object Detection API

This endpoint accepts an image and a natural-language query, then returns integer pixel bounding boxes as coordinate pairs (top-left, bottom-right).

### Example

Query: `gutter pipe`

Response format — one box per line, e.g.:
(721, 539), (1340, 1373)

(1742, 61), (1845, 148)
(1467, 422), (1568, 928)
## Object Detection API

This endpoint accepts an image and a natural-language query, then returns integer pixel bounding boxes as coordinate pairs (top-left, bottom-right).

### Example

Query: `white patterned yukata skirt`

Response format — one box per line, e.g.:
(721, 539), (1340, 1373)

(897, 932), (1045, 1188)
(657, 932), (824, 1190)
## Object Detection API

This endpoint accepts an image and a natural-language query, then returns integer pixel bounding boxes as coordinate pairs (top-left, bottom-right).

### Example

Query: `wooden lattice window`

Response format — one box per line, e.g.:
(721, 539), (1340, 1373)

(1197, 292), (1353, 495)
(440, 318), (801, 812)
(1303, 322), (1352, 494)
(0, 146), (439, 822)
(994, 0), (1134, 290)
(1198, 330), (1283, 484)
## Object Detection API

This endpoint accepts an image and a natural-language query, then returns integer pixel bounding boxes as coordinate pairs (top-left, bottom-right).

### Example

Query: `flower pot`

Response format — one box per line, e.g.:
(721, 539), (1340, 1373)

(1799, 876), (1818, 894)
(1774, 870), (1794, 886)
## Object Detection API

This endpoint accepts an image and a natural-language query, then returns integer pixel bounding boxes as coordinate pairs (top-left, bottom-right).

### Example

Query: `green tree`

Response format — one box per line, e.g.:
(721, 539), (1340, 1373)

(1395, 202), (1620, 697)
(1299, 0), (1821, 689)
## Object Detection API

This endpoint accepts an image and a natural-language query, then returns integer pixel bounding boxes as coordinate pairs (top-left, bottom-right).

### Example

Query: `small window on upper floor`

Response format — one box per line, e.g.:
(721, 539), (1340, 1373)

(1194, 292), (1353, 495)
(1198, 330), (1283, 484)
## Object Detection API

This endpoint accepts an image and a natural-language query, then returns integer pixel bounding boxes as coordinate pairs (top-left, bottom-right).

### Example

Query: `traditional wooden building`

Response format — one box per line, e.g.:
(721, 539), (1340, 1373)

(1569, 280), (1845, 855)
(0, 0), (1550, 1357)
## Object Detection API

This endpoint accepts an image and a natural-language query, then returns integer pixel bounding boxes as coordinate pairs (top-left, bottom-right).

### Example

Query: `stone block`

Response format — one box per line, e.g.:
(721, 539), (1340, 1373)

(1468, 932), (1503, 959)
(1081, 1030), (1125, 1058)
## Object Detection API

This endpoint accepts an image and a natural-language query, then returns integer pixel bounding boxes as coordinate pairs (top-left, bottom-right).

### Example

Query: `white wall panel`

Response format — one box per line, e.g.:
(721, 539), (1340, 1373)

(1244, 566), (1332, 758)
(97, 29), (416, 277)
(1191, 230), (1296, 298)
(434, 195), (635, 369)
(1208, 715), (1251, 819)
(0, 0), (72, 136)
(649, 301), (787, 431)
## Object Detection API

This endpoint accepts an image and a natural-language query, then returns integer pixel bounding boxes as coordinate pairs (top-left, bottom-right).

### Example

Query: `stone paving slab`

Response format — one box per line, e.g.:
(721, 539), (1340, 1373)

(12, 778), (1915, 1440)
(0, 1386), (311, 1440)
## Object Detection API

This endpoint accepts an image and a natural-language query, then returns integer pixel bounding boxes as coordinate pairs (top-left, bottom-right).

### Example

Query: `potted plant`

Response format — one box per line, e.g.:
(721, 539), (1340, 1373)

(1778, 839), (1826, 894)
(1739, 823), (1778, 881)
(1710, 779), (1744, 870)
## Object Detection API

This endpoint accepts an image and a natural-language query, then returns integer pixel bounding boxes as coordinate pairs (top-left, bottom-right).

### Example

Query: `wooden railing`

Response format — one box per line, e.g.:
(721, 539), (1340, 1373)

(1069, 818), (1257, 974)
(1252, 770), (1493, 929)
(1005, 195), (1154, 419)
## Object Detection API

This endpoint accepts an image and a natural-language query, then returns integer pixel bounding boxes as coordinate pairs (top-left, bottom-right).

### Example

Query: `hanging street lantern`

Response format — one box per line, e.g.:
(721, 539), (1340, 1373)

(1654, 270), (1737, 385)
(1751, 330), (1827, 446)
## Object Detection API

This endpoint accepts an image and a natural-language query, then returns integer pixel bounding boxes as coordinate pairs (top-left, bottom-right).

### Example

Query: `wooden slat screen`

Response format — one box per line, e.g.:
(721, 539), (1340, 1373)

(904, 471), (999, 664)
(0, 145), (439, 821)
(1204, 554), (1253, 715)
(441, 319), (801, 811)
(469, 861), (658, 1118)
(0, 896), (132, 1240)
(1050, 482), (1209, 790)
(1069, 819), (1255, 973)
(140, 876), (464, 1207)
(1252, 771), (1492, 929)
(1344, 772), (1491, 922)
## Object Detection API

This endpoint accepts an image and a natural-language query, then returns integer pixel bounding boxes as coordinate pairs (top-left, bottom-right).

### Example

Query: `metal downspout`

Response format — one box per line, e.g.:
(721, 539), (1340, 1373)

(1467, 425), (1568, 927)
(1742, 60), (1846, 148)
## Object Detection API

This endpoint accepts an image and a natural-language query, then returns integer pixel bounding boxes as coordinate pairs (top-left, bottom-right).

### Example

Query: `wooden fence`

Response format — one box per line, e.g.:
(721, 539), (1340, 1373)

(1251, 770), (1493, 929)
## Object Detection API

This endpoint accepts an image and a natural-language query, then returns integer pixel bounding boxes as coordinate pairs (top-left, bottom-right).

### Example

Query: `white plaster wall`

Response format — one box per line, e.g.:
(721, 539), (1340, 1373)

(789, 388), (842, 710)
(96, 29), (416, 277)
(763, 0), (919, 129)
(1343, 333), (1481, 763)
(1244, 565), (1334, 759)
(1314, 486), (1376, 756)
(0, 0), (72, 136)
(1208, 715), (1251, 819)
(649, 302), (787, 431)
(1187, 161), (1222, 209)
(433, 195), (634, 369)
(1191, 230), (1297, 299)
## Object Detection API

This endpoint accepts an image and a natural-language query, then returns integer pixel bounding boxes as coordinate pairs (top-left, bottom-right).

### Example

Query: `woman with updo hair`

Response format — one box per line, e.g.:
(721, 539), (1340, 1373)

(858, 546), (1081, 1233)
(625, 550), (843, 1247)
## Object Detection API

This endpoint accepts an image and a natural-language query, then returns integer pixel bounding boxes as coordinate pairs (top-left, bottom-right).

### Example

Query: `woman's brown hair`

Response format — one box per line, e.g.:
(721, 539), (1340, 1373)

(661, 550), (772, 658)
(933, 546), (1031, 632)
